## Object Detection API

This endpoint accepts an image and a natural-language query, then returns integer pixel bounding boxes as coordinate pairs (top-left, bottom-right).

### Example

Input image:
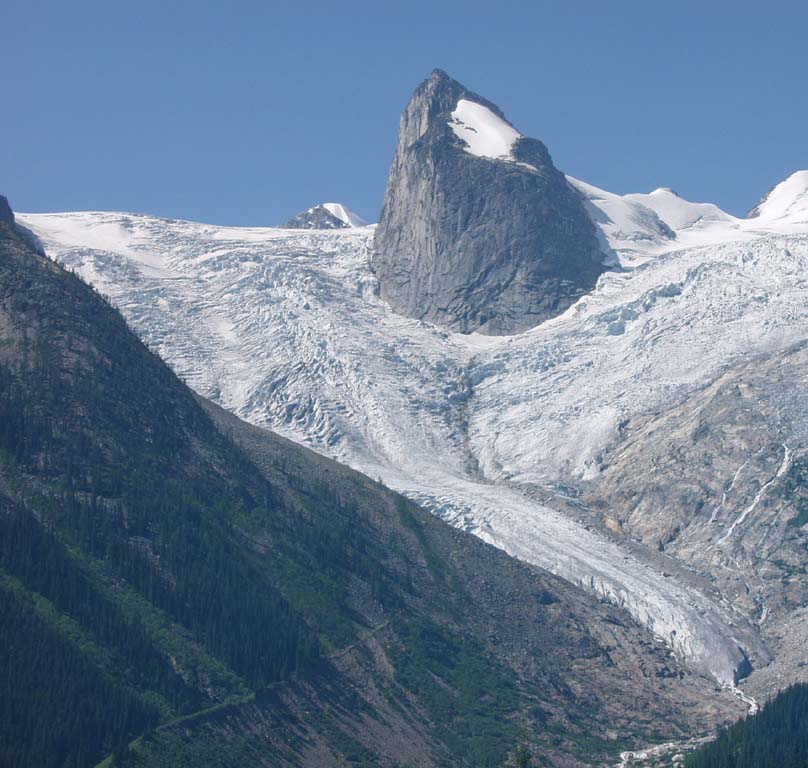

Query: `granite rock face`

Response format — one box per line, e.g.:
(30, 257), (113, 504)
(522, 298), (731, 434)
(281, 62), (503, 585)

(0, 195), (14, 226)
(372, 70), (605, 335)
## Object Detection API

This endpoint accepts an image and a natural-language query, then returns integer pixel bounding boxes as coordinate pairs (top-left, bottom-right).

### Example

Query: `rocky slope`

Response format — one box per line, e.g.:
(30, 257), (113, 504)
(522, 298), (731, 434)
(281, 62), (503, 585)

(0, 195), (13, 225)
(584, 341), (808, 699)
(372, 69), (604, 335)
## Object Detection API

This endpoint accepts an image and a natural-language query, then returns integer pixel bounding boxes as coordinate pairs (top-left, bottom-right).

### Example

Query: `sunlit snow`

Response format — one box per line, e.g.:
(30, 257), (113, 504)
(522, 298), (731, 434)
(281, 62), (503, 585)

(449, 99), (521, 161)
(751, 170), (808, 224)
(321, 203), (368, 228)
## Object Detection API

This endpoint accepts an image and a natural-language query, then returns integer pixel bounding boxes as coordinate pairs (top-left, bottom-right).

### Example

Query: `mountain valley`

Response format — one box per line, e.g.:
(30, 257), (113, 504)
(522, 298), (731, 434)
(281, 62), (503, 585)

(5, 68), (808, 766)
(0, 198), (743, 767)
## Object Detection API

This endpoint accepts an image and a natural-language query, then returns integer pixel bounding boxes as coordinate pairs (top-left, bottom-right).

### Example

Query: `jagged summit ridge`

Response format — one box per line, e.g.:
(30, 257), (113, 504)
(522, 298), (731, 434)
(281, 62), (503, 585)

(393, 69), (512, 155)
(372, 70), (604, 336)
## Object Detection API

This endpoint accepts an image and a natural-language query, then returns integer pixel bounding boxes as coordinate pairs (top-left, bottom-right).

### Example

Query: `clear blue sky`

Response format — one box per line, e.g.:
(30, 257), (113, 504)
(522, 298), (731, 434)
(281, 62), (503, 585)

(2, 0), (805, 225)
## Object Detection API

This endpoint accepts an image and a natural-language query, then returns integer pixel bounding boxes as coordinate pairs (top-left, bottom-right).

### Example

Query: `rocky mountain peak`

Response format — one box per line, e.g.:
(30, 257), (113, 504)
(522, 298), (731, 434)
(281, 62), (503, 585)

(0, 195), (14, 226)
(282, 202), (367, 229)
(396, 69), (508, 153)
(748, 170), (808, 223)
(372, 70), (605, 335)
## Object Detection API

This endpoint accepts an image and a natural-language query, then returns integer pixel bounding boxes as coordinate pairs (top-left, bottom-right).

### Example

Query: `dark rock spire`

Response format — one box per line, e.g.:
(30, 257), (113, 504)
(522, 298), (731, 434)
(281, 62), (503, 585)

(372, 70), (605, 335)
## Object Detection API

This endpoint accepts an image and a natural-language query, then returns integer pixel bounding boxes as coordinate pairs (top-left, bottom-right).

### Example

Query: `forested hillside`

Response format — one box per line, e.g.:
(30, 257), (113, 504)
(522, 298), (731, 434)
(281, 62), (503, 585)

(0, 204), (739, 767)
(686, 684), (808, 768)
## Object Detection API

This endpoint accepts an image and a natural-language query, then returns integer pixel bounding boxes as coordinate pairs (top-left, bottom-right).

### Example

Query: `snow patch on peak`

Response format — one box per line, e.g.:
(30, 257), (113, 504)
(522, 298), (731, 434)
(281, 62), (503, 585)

(321, 203), (368, 228)
(449, 99), (522, 162)
(749, 171), (808, 225)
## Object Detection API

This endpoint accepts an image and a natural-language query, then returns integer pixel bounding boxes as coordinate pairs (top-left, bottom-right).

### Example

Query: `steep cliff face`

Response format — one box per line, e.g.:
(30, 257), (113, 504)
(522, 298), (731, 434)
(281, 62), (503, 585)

(0, 195), (14, 226)
(372, 70), (604, 335)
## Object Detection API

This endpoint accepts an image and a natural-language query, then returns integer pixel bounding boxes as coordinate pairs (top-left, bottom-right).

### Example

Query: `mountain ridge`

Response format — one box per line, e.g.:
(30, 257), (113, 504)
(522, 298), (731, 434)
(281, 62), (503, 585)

(19, 199), (789, 686)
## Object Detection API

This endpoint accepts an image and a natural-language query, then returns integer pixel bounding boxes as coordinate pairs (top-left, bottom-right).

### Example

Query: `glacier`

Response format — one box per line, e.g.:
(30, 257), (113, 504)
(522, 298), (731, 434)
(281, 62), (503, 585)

(18, 171), (808, 685)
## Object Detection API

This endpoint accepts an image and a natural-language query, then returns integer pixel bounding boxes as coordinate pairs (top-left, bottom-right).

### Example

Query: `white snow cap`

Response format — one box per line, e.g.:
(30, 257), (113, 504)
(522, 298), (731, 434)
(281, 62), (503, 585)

(570, 170), (808, 263)
(750, 171), (808, 224)
(624, 187), (735, 231)
(321, 203), (368, 228)
(566, 176), (676, 249)
(449, 99), (522, 162)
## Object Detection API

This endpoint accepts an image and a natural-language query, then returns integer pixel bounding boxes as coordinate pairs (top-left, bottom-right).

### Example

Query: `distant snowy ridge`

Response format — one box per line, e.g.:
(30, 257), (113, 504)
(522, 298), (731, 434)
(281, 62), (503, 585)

(321, 203), (368, 228)
(749, 170), (808, 223)
(624, 187), (735, 231)
(569, 170), (808, 264)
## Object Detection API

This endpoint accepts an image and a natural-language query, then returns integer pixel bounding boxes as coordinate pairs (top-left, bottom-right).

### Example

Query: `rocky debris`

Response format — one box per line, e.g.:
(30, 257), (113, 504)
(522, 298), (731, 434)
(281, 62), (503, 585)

(203, 393), (744, 758)
(372, 69), (605, 335)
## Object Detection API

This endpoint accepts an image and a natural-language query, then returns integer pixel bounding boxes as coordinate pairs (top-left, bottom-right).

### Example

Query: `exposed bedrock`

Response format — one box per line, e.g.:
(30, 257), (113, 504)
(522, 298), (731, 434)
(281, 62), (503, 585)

(372, 70), (605, 335)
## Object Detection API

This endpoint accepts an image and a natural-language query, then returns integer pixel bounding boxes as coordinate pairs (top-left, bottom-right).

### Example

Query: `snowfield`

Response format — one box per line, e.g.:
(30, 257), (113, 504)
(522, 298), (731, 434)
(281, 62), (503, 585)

(319, 203), (368, 228)
(18, 171), (808, 685)
(449, 99), (522, 161)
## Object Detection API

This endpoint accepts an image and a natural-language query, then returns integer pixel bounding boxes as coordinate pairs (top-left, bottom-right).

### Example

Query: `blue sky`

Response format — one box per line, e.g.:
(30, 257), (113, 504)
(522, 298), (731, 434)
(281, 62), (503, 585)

(2, 0), (805, 225)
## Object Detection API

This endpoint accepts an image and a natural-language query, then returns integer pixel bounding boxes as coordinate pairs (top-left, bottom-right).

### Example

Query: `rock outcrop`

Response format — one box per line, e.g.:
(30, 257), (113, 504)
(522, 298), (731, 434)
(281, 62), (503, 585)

(372, 69), (605, 335)
(584, 342), (808, 696)
(0, 195), (14, 226)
